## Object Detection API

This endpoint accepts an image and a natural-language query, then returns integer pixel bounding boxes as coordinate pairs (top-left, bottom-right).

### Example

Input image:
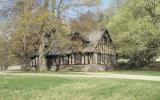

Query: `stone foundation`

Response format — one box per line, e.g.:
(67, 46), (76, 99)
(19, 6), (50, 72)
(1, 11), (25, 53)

(50, 64), (114, 72)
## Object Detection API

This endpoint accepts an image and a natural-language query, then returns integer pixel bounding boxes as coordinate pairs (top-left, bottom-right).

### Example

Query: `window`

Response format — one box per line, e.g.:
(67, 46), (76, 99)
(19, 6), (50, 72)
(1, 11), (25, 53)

(75, 54), (81, 65)
(101, 54), (105, 64)
(97, 53), (101, 64)
(52, 57), (56, 66)
(105, 55), (109, 64)
(64, 56), (69, 65)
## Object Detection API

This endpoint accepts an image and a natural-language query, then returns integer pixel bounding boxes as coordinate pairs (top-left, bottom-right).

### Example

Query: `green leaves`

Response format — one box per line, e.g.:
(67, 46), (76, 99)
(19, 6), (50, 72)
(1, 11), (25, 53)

(105, 0), (160, 67)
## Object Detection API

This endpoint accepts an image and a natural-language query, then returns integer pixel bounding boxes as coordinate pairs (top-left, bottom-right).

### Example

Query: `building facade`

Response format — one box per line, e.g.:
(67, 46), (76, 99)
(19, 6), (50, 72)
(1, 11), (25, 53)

(31, 29), (117, 71)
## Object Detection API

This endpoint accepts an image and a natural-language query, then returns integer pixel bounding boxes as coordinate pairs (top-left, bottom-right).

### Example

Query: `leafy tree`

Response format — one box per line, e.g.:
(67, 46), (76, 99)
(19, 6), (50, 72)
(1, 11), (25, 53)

(105, 0), (160, 68)
(7, 0), (101, 71)
(70, 11), (103, 33)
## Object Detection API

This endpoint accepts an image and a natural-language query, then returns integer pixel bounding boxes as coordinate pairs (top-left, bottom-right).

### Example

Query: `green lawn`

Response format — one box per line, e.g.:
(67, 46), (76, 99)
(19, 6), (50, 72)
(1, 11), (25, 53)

(0, 75), (160, 100)
(107, 70), (160, 76)
(9, 70), (160, 76)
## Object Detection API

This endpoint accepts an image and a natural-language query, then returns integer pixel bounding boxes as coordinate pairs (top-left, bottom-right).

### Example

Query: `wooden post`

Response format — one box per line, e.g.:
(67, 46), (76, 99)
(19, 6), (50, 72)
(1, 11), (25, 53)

(58, 57), (60, 65)
(68, 55), (69, 65)
(37, 57), (39, 67)
(84, 55), (85, 64)
(88, 53), (90, 64)
(35, 57), (36, 67)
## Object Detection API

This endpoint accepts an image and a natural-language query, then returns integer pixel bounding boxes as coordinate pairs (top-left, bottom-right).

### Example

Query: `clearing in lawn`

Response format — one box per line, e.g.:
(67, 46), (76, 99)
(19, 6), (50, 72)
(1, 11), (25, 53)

(0, 75), (160, 100)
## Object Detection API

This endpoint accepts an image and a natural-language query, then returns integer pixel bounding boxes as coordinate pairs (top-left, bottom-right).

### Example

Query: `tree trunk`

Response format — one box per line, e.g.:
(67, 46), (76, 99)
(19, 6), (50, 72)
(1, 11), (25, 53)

(38, 43), (47, 71)
(21, 59), (31, 71)
(56, 64), (60, 72)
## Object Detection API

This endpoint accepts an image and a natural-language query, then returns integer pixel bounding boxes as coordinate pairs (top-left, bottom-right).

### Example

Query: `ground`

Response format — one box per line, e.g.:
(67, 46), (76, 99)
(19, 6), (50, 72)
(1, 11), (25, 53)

(106, 70), (160, 76)
(0, 71), (160, 100)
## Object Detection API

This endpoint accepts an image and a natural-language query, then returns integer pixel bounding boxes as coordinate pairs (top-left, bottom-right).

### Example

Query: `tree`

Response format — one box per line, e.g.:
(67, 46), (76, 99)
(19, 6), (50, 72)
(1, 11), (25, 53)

(70, 11), (103, 33)
(0, 33), (8, 70)
(0, 23), (12, 70)
(8, 0), (101, 71)
(104, 0), (160, 68)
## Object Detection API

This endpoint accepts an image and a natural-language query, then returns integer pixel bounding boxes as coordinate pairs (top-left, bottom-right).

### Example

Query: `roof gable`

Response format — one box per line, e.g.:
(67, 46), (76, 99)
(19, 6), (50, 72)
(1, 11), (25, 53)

(82, 29), (112, 53)
(47, 29), (113, 55)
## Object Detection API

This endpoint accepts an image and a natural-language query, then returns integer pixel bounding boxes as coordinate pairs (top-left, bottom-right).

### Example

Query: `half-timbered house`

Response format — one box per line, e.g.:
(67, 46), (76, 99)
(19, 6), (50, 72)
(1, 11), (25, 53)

(31, 29), (116, 71)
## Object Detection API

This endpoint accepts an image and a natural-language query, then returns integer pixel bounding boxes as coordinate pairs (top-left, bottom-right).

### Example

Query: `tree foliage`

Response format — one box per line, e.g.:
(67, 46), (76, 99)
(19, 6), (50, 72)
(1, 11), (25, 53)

(1, 0), (101, 71)
(1, 0), (160, 70)
(105, 0), (160, 68)
(70, 11), (103, 33)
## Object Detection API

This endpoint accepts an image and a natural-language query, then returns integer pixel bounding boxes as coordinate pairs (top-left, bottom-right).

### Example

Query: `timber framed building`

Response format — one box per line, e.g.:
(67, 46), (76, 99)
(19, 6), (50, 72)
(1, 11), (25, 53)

(31, 29), (117, 71)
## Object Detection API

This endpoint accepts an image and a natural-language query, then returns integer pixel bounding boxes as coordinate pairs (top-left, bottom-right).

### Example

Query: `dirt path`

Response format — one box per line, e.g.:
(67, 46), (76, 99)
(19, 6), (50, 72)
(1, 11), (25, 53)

(0, 72), (160, 81)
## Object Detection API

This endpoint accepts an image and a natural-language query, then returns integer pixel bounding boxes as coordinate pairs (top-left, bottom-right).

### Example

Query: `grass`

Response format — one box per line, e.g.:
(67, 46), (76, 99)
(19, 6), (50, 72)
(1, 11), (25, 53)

(106, 70), (160, 76)
(0, 75), (160, 100)
(7, 71), (89, 75)
(8, 69), (160, 76)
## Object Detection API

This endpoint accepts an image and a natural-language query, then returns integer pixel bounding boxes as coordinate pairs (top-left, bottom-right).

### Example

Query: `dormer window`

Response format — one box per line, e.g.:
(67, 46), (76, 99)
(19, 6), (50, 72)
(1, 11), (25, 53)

(83, 41), (90, 47)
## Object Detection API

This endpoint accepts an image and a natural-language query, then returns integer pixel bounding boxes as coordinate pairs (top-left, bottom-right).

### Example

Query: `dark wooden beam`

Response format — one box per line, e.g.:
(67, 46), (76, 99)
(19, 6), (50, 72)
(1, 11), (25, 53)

(84, 55), (85, 65)
(35, 58), (36, 67)
(74, 54), (76, 65)
(37, 57), (39, 67)
(59, 56), (61, 65)
(68, 55), (69, 65)
(88, 54), (90, 64)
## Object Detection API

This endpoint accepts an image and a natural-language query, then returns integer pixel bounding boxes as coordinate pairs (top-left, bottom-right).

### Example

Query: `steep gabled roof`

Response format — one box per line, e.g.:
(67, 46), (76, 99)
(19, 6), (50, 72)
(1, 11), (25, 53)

(82, 29), (112, 53)
(46, 29), (112, 56)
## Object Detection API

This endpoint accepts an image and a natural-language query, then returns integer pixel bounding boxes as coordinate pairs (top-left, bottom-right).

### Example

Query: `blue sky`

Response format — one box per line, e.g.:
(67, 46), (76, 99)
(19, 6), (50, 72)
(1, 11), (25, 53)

(101, 0), (111, 10)
(0, 0), (112, 20)
(64, 0), (111, 19)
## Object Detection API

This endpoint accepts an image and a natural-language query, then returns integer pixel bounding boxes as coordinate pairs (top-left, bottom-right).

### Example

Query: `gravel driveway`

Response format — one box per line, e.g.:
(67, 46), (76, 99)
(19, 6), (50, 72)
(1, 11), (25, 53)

(0, 72), (160, 81)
